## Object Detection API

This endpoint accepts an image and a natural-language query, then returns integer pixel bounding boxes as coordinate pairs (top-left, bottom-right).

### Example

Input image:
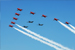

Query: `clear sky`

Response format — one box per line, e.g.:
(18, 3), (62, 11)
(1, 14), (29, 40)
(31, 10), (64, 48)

(1, 0), (75, 50)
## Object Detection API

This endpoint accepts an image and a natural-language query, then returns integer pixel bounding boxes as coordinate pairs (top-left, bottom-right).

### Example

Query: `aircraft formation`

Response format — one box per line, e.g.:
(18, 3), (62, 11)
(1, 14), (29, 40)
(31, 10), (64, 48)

(9, 8), (46, 28)
(9, 8), (70, 28)
(9, 8), (21, 27)
(9, 8), (74, 50)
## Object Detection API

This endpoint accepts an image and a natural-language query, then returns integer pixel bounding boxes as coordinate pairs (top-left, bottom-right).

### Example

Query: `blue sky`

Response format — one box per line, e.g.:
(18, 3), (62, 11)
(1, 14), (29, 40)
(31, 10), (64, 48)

(1, 1), (75, 50)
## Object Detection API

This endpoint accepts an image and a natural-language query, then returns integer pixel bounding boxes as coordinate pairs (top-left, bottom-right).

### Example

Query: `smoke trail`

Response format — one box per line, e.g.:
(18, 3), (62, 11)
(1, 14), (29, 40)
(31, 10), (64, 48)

(13, 27), (62, 50)
(58, 21), (75, 34)
(69, 24), (75, 30)
(15, 24), (71, 50)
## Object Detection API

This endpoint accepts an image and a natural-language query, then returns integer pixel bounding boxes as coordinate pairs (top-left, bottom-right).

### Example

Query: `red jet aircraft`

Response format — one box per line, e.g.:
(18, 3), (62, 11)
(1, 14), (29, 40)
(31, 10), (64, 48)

(42, 15), (47, 18)
(9, 25), (13, 27)
(11, 21), (15, 24)
(13, 17), (17, 20)
(15, 13), (20, 16)
(65, 22), (69, 24)
(17, 8), (22, 11)
(30, 12), (35, 15)
(54, 18), (59, 21)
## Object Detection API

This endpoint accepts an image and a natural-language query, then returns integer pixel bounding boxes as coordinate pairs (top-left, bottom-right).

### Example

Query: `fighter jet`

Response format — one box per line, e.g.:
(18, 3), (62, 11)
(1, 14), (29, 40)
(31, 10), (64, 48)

(54, 18), (59, 21)
(23, 26), (28, 28)
(38, 24), (43, 26)
(30, 12), (35, 15)
(28, 21), (34, 23)
(9, 25), (13, 27)
(13, 17), (18, 20)
(15, 13), (20, 16)
(11, 21), (15, 24)
(42, 15), (47, 18)
(17, 8), (22, 11)
(65, 22), (69, 24)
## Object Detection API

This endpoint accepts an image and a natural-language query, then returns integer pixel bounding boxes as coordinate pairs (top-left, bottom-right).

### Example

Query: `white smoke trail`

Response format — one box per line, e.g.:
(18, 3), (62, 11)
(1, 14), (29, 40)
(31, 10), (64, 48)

(15, 24), (71, 50)
(13, 27), (62, 50)
(58, 21), (75, 34)
(69, 24), (75, 30)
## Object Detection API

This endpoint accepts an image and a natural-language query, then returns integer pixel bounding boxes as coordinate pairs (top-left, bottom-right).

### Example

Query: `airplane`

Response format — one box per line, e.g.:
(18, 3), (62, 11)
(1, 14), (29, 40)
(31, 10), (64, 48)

(15, 13), (20, 16)
(23, 26), (28, 28)
(9, 25), (13, 27)
(54, 18), (59, 21)
(11, 21), (15, 24)
(30, 12), (35, 15)
(38, 24), (43, 26)
(28, 21), (34, 23)
(42, 15), (47, 18)
(65, 22), (69, 24)
(13, 17), (18, 20)
(17, 8), (22, 11)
